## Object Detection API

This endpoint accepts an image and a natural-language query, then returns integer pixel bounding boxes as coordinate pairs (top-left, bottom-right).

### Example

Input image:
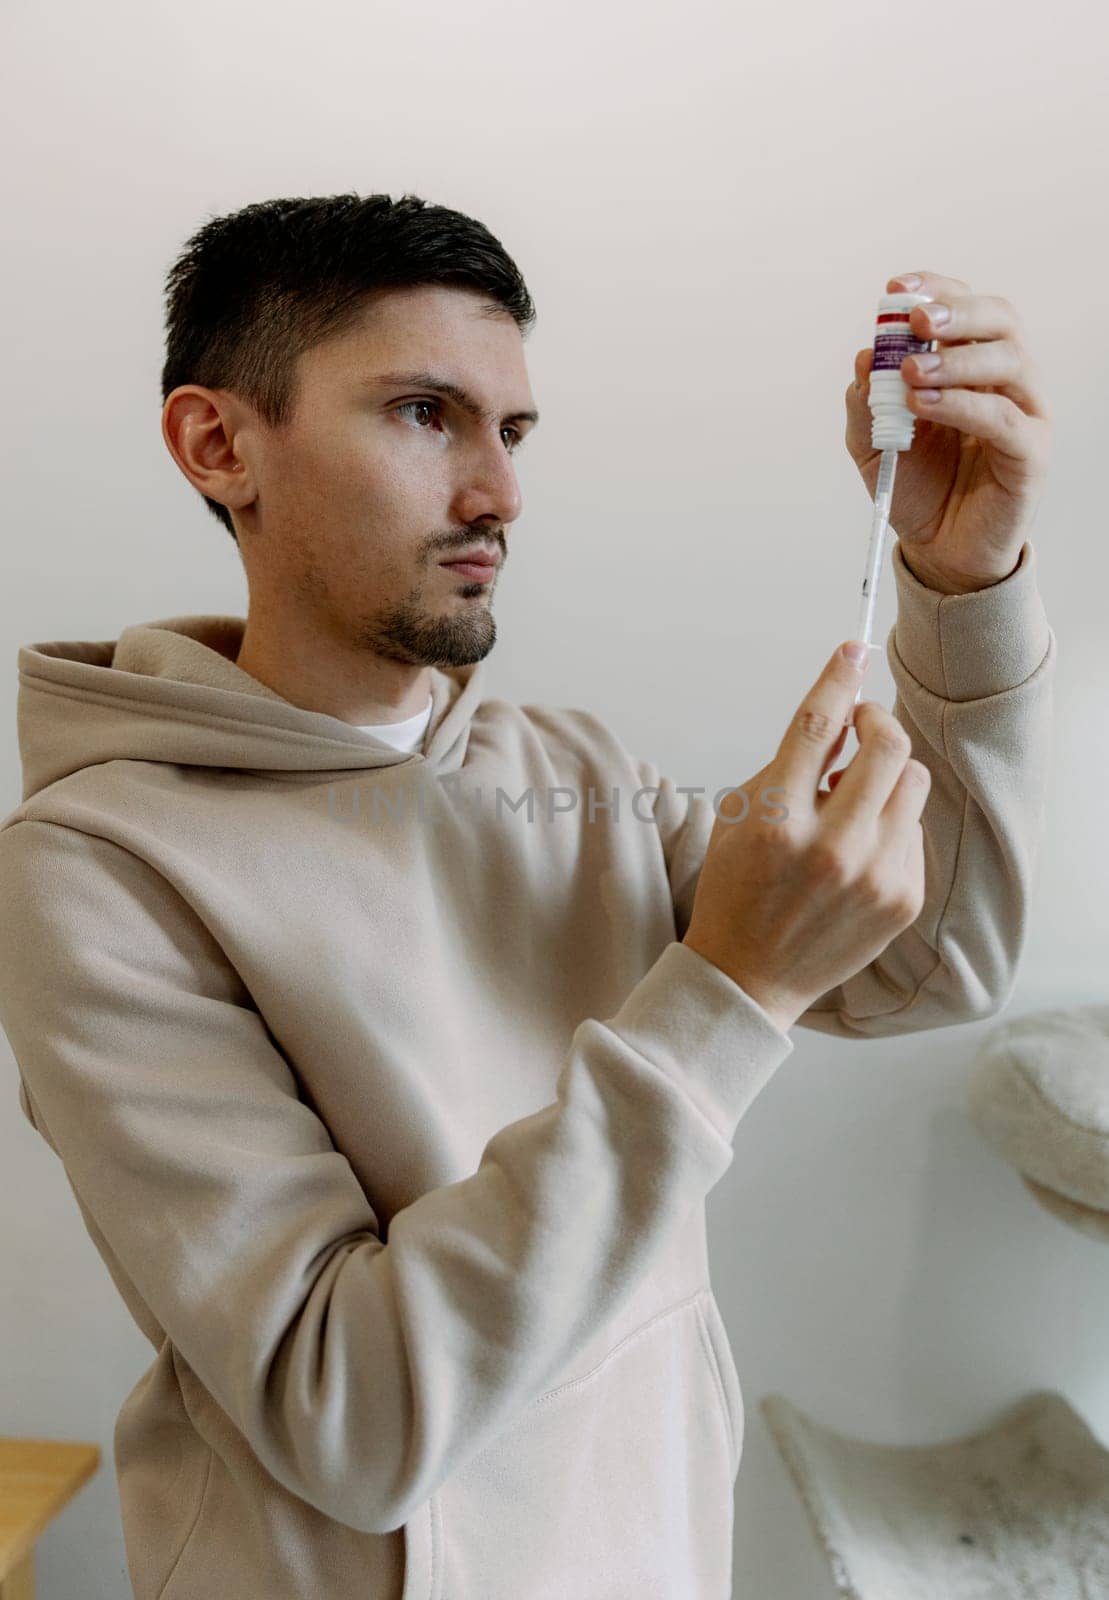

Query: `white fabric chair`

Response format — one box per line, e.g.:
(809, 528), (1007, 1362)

(760, 1389), (1109, 1598)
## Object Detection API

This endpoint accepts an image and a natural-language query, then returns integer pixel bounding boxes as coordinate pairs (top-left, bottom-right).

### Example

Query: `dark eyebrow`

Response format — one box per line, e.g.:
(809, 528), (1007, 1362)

(369, 370), (539, 429)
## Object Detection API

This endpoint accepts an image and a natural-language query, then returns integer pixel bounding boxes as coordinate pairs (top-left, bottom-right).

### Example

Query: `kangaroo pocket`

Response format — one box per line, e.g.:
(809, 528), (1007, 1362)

(428, 1288), (741, 1600)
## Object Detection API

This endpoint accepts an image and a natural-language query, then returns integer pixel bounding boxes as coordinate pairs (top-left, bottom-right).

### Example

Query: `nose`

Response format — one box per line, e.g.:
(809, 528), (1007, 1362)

(452, 436), (523, 530)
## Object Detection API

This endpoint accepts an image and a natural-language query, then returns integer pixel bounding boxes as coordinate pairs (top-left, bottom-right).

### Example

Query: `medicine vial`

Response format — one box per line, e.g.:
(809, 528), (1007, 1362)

(869, 292), (939, 451)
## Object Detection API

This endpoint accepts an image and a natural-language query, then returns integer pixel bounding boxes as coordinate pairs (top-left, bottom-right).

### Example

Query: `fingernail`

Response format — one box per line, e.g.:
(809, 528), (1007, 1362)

(842, 641), (869, 667)
(891, 274), (922, 291)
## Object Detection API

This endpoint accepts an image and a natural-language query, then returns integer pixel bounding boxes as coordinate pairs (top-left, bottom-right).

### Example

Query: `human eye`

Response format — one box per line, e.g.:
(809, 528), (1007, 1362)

(394, 400), (526, 456)
(394, 399), (444, 434)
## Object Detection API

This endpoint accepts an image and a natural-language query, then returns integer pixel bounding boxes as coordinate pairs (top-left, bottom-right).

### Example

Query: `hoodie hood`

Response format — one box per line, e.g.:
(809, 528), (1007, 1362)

(14, 613), (486, 804)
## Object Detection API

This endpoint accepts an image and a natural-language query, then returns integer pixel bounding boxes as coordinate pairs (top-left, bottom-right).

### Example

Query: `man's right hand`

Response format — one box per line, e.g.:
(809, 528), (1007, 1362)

(681, 641), (931, 1034)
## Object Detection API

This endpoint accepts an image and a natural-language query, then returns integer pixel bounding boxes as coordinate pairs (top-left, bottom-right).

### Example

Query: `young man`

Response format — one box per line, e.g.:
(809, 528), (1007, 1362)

(0, 195), (1054, 1599)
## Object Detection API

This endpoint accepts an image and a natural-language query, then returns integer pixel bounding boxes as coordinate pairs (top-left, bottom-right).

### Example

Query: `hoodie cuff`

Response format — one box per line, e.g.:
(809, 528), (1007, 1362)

(603, 940), (794, 1144)
(889, 538), (1051, 701)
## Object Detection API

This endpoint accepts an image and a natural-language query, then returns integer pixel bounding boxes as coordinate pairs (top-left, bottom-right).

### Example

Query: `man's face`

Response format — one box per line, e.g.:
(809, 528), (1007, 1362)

(226, 285), (538, 668)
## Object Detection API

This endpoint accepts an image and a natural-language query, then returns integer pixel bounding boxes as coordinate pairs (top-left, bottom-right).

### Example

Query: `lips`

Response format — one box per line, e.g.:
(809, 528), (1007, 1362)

(440, 547), (501, 569)
(439, 545), (501, 585)
(442, 559), (497, 583)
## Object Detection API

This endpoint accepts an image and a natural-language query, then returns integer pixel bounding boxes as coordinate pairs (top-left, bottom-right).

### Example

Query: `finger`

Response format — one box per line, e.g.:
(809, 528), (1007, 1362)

(822, 701), (914, 834)
(774, 644), (870, 807)
(880, 756), (931, 834)
(822, 721), (849, 779)
(895, 817), (925, 907)
(886, 270), (973, 303)
(900, 338), (1049, 420)
(904, 385), (1050, 466)
(904, 819), (924, 881)
(902, 287), (1016, 350)
(879, 764), (930, 901)
(845, 356), (879, 467)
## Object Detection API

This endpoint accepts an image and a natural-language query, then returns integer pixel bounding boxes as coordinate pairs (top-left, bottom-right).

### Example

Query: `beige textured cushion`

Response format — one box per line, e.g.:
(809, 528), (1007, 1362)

(967, 1003), (1109, 1236)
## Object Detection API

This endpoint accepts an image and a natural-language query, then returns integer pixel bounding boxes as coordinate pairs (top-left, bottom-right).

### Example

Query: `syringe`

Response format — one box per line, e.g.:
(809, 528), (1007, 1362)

(852, 447), (899, 706)
(849, 289), (939, 710)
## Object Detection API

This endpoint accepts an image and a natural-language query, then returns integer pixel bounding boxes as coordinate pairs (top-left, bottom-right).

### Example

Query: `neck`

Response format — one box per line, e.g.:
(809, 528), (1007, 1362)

(234, 608), (433, 726)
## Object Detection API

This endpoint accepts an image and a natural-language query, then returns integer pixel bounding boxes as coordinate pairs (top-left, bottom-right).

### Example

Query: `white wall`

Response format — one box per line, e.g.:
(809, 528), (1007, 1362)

(2, 0), (1107, 1595)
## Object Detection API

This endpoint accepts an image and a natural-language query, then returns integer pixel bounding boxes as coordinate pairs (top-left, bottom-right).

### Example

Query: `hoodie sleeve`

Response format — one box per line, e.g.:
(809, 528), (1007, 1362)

(0, 816), (792, 1538)
(645, 537), (1055, 1034)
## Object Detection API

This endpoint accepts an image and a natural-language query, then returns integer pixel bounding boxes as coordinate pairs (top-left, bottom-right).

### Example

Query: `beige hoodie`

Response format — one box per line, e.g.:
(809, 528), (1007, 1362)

(0, 537), (1054, 1600)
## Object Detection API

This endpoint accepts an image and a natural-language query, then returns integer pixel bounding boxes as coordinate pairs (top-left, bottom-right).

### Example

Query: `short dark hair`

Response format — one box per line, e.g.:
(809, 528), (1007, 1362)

(160, 192), (537, 543)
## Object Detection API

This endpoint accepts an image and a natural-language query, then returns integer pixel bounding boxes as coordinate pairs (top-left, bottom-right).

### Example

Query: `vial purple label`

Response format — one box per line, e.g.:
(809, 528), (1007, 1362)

(872, 328), (932, 372)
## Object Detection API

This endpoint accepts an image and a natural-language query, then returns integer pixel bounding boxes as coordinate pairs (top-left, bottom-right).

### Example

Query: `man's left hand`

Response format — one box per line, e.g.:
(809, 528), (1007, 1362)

(845, 271), (1053, 594)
